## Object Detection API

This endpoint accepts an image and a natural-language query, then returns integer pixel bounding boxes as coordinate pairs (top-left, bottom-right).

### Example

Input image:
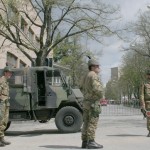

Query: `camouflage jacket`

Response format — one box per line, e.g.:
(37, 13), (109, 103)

(140, 81), (150, 107)
(81, 71), (103, 103)
(0, 76), (9, 101)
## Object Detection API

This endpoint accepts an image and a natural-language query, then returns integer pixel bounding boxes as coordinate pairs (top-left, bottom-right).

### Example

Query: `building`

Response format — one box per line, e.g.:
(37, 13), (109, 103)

(0, 0), (52, 69)
(111, 67), (119, 81)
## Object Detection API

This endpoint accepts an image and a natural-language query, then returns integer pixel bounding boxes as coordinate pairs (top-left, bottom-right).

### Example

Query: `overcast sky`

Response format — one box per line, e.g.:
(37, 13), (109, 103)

(87, 0), (150, 86)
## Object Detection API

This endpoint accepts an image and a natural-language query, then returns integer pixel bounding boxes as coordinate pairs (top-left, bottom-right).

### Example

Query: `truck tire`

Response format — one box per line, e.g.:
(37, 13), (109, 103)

(5, 121), (11, 131)
(55, 106), (83, 133)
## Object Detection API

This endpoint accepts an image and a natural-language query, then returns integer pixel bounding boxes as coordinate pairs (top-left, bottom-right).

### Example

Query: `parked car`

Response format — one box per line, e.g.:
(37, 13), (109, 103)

(100, 99), (108, 106)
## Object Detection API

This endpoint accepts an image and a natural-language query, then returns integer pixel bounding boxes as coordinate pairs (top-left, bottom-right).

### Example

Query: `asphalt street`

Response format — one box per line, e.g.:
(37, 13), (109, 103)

(1, 106), (149, 150)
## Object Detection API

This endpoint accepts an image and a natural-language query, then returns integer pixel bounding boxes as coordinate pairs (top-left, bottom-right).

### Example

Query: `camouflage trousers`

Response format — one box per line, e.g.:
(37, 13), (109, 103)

(145, 101), (150, 131)
(81, 101), (100, 141)
(0, 100), (9, 138)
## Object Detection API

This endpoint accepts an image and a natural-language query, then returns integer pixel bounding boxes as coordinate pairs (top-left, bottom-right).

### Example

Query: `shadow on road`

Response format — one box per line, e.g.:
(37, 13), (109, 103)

(40, 145), (81, 149)
(5, 129), (75, 137)
(107, 134), (145, 137)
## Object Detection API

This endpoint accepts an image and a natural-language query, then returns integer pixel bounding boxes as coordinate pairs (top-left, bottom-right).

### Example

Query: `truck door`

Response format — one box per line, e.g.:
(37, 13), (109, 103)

(46, 70), (68, 107)
(37, 70), (57, 108)
(45, 70), (57, 108)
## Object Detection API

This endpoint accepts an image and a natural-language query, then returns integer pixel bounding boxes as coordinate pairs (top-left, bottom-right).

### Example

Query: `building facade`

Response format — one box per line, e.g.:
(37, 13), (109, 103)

(0, 0), (51, 69)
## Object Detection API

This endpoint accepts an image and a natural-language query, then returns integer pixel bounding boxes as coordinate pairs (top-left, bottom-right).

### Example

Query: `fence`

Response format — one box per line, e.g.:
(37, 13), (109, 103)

(100, 100), (141, 116)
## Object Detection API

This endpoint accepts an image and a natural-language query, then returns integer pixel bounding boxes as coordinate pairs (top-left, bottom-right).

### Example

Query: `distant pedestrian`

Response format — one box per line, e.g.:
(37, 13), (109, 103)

(81, 57), (103, 149)
(0, 66), (12, 147)
(140, 69), (150, 137)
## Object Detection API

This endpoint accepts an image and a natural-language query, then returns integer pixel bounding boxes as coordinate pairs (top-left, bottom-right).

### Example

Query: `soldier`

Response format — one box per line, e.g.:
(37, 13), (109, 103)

(81, 58), (103, 149)
(0, 66), (12, 147)
(140, 69), (150, 137)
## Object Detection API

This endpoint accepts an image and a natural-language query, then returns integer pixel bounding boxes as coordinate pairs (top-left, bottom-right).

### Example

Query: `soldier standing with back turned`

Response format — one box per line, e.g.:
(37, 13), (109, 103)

(81, 58), (103, 149)
(140, 70), (150, 137)
(0, 66), (12, 147)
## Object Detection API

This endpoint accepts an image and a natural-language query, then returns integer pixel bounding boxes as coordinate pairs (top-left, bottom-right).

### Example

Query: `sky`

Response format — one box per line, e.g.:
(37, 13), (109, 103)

(87, 0), (150, 86)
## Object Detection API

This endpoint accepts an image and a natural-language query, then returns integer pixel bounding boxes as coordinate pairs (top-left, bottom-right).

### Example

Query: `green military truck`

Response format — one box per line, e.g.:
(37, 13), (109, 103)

(0, 66), (83, 133)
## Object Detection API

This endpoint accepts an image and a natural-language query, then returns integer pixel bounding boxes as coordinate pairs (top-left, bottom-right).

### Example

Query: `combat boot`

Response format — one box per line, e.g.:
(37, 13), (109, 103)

(81, 141), (88, 148)
(0, 138), (5, 147)
(147, 131), (150, 137)
(0, 141), (5, 147)
(87, 140), (103, 149)
(0, 137), (11, 145)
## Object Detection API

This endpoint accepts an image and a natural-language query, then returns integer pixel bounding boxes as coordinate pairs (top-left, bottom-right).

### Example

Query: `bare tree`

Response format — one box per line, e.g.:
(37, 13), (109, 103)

(0, 0), (120, 66)
(125, 10), (150, 58)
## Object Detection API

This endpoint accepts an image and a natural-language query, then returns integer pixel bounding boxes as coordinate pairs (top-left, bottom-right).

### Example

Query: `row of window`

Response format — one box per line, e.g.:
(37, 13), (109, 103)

(7, 52), (26, 68)
(5, 5), (40, 68)
(8, 5), (40, 47)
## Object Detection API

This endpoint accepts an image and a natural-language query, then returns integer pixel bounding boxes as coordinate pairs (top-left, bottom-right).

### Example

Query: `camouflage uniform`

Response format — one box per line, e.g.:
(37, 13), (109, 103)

(0, 76), (10, 139)
(81, 71), (103, 142)
(140, 82), (150, 132)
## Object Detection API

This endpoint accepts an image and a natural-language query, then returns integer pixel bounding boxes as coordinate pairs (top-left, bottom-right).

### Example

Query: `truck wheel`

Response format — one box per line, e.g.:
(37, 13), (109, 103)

(5, 121), (11, 131)
(55, 106), (83, 133)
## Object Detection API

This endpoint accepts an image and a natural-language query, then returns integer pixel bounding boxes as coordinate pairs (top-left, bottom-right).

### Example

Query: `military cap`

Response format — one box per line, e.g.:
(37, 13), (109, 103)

(3, 66), (12, 72)
(146, 70), (150, 75)
(88, 58), (99, 67)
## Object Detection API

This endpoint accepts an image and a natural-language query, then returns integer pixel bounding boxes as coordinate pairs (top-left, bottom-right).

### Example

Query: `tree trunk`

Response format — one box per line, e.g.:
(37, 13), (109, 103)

(36, 50), (47, 66)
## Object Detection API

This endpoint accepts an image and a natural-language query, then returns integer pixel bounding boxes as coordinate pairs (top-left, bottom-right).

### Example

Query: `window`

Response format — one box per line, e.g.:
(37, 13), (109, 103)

(7, 52), (17, 68)
(8, 5), (19, 23)
(46, 70), (62, 86)
(35, 36), (40, 48)
(28, 28), (34, 41)
(20, 60), (26, 68)
(21, 17), (27, 33)
(54, 77), (61, 84)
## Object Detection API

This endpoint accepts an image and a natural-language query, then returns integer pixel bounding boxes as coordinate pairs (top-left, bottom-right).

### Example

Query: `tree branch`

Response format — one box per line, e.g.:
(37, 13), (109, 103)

(19, 10), (42, 27)
(51, 0), (75, 42)
(0, 38), (7, 49)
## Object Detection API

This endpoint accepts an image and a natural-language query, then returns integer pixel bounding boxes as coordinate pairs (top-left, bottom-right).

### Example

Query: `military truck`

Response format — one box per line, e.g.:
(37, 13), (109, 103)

(0, 66), (83, 133)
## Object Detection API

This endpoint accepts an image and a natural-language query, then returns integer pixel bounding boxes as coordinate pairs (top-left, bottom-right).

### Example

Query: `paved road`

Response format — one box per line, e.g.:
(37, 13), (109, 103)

(2, 106), (149, 150)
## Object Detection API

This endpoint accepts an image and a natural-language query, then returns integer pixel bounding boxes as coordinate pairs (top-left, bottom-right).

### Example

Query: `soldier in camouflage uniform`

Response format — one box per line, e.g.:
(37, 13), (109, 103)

(81, 58), (103, 149)
(0, 66), (12, 147)
(140, 70), (150, 137)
